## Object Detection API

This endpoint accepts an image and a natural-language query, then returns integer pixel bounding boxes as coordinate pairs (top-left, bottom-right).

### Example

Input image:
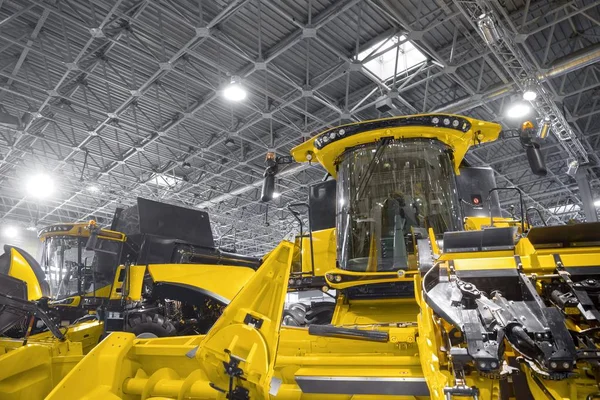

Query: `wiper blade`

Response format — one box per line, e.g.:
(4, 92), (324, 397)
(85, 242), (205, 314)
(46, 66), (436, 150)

(354, 138), (390, 205)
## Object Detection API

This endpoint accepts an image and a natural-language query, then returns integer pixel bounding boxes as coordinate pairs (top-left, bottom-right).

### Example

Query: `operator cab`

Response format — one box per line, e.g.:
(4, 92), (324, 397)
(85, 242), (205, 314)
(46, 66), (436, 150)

(288, 114), (502, 298)
(38, 223), (131, 310)
(337, 138), (462, 272)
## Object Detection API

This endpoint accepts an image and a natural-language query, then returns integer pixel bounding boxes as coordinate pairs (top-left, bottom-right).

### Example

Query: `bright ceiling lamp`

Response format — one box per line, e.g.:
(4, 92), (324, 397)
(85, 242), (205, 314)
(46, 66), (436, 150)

(87, 184), (100, 193)
(223, 76), (247, 102)
(595, 199), (600, 207)
(272, 192), (281, 198)
(523, 88), (537, 101)
(26, 173), (55, 199)
(2, 225), (18, 238)
(522, 79), (538, 101)
(506, 102), (531, 119)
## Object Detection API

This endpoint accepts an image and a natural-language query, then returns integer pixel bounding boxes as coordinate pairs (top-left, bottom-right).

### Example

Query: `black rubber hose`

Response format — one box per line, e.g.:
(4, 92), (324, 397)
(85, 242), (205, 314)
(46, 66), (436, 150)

(308, 325), (389, 342)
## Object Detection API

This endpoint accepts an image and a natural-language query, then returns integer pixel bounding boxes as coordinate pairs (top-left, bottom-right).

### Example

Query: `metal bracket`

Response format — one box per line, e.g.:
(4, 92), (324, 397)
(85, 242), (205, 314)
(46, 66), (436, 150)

(209, 349), (250, 400)
(244, 313), (264, 329)
(275, 155), (294, 165)
(443, 385), (480, 400)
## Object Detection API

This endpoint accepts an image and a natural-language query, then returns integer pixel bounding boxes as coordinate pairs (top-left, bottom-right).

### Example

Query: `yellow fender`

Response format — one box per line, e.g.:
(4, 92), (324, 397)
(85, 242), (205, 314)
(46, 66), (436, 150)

(1, 246), (46, 300)
(195, 241), (294, 398)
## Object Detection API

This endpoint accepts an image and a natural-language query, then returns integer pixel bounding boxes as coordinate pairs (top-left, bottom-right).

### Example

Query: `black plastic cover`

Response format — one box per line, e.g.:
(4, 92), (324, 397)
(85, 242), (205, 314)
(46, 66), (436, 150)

(261, 171), (276, 202)
(456, 167), (501, 218)
(113, 198), (214, 249)
(308, 180), (336, 232)
(526, 145), (547, 177)
(527, 222), (600, 248)
(0, 245), (49, 297)
(443, 227), (517, 253)
(0, 274), (28, 334)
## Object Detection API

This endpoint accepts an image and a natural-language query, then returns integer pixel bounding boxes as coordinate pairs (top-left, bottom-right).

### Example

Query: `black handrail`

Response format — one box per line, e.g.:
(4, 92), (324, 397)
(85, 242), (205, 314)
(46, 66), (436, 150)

(526, 207), (548, 227)
(487, 187), (526, 233)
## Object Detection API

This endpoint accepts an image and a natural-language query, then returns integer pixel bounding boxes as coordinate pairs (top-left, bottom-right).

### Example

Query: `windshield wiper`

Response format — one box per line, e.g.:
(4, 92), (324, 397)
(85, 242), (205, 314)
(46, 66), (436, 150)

(353, 138), (390, 205)
(341, 138), (391, 263)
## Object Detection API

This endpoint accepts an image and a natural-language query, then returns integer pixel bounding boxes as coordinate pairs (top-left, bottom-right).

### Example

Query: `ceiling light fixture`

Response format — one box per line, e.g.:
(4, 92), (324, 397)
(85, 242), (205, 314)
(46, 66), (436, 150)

(477, 13), (501, 45)
(87, 184), (100, 193)
(523, 88), (537, 101)
(26, 173), (54, 199)
(272, 192), (281, 198)
(182, 161), (191, 170)
(537, 117), (551, 139)
(223, 76), (247, 102)
(594, 199), (600, 207)
(506, 102), (531, 119)
(2, 226), (18, 238)
(523, 79), (538, 101)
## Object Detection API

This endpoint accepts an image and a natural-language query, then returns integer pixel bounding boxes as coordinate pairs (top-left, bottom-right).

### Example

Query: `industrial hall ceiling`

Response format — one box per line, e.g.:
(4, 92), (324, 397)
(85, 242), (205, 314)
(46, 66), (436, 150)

(0, 0), (598, 255)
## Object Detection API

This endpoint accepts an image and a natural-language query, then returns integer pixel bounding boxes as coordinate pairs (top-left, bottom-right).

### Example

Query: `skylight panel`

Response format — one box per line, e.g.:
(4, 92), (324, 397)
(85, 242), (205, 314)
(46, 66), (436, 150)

(358, 35), (427, 81)
(148, 173), (182, 188)
(547, 204), (580, 215)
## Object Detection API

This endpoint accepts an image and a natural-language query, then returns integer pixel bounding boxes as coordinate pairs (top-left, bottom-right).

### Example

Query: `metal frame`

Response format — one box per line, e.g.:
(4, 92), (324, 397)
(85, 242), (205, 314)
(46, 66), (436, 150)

(0, 0), (598, 254)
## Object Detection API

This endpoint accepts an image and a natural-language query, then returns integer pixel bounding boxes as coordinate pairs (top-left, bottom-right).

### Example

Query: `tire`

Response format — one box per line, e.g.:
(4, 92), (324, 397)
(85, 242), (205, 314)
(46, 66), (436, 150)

(282, 303), (307, 326)
(306, 302), (335, 325)
(125, 312), (176, 337)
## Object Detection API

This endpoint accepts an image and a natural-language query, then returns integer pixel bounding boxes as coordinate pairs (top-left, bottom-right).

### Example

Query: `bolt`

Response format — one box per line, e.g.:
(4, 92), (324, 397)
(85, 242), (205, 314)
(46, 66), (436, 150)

(562, 362), (570, 369)
(550, 362), (558, 368)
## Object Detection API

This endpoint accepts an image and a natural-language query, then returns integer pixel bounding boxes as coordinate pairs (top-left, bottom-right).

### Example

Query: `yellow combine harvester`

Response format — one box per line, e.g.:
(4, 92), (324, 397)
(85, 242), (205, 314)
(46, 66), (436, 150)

(36, 198), (260, 336)
(0, 199), (259, 399)
(21, 113), (600, 399)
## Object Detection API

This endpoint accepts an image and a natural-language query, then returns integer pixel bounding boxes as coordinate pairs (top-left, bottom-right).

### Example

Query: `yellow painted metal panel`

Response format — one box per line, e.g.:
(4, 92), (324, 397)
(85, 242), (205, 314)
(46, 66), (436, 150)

(7, 247), (44, 300)
(148, 263), (255, 302)
(0, 320), (102, 400)
(290, 114), (501, 176)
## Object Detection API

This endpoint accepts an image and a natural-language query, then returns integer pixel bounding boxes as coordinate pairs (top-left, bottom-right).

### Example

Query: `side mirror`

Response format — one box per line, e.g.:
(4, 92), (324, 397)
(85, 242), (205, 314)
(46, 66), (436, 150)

(261, 166), (277, 202)
(526, 143), (547, 176)
(85, 230), (98, 251)
(520, 121), (547, 177)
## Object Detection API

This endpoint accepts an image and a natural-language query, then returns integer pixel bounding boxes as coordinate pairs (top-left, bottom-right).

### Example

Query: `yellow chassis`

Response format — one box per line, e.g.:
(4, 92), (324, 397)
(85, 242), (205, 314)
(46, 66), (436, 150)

(0, 319), (103, 400)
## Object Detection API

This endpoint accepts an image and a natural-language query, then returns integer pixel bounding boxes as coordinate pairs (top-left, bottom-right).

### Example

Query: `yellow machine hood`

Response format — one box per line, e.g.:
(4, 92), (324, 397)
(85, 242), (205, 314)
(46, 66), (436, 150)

(148, 264), (255, 304)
